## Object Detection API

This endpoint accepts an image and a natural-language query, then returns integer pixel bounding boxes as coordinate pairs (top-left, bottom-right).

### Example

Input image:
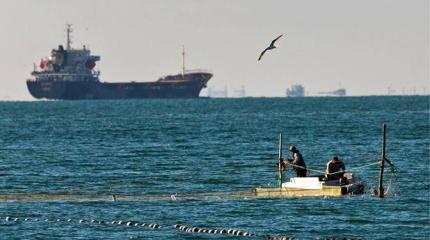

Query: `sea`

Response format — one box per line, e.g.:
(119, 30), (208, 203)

(0, 96), (428, 239)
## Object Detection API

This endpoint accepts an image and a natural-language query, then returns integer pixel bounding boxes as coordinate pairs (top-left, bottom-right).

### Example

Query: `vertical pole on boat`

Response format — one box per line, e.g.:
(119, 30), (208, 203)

(378, 124), (386, 198)
(182, 45), (186, 77)
(278, 133), (283, 188)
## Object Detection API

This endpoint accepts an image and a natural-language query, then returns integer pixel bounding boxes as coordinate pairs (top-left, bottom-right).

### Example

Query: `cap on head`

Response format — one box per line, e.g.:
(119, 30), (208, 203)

(332, 156), (339, 161)
(288, 145), (297, 152)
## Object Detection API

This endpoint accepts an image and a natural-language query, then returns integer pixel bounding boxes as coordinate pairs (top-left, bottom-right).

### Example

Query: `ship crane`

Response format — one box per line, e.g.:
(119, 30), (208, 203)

(182, 45), (186, 77)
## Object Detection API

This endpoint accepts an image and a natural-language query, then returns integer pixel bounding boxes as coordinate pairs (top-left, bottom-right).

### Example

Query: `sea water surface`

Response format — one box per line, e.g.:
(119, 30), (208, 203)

(0, 96), (428, 239)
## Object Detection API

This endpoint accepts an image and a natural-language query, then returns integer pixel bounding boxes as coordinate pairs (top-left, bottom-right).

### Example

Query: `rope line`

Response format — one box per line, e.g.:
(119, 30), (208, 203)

(284, 161), (381, 175)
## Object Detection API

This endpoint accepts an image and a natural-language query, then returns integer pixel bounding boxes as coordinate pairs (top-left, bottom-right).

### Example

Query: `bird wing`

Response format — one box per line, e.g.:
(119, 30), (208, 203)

(270, 34), (284, 47)
(258, 48), (269, 61)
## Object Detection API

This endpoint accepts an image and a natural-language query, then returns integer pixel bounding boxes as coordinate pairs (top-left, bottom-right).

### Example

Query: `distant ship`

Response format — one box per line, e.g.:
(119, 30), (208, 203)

(27, 25), (213, 100)
(286, 84), (305, 97)
(318, 88), (346, 96)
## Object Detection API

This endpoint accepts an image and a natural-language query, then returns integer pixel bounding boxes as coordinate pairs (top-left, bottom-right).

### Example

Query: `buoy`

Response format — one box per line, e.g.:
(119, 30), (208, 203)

(126, 222), (132, 226)
(141, 223), (146, 227)
(67, 219), (72, 222)
(5, 216), (10, 221)
(24, 218), (29, 221)
(91, 219), (96, 223)
(111, 221), (116, 224)
(14, 218), (19, 222)
(79, 219), (84, 223)
(34, 218), (39, 222)
(134, 223), (139, 226)
(117, 221), (123, 225)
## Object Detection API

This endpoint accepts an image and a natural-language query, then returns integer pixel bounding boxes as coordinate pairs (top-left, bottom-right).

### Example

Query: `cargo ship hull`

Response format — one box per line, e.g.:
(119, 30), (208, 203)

(27, 72), (211, 100)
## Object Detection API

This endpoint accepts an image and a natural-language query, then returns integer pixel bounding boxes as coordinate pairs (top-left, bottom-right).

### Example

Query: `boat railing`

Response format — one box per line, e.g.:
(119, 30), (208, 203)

(31, 71), (97, 77)
(28, 72), (99, 82)
(157, 69), (213, 81)
(184, 69), (213, 74)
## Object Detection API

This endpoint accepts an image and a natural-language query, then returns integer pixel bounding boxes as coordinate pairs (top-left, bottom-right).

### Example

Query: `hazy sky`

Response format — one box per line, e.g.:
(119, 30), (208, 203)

(0, 0), (428, 99)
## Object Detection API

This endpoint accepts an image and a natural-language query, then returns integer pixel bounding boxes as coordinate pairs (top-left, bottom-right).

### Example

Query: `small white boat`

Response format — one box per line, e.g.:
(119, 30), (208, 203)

(254, 133), (365, 197)
(255, 173), (364, 197)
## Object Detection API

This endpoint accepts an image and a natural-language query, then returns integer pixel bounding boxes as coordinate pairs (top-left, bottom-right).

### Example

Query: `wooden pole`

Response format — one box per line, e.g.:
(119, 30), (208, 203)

(378, 124), (386, 198)
(278, 133), (283, 188)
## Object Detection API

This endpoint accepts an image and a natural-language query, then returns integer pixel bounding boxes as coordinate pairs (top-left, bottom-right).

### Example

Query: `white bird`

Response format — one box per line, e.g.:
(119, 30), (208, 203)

(258, 34), (284, 61)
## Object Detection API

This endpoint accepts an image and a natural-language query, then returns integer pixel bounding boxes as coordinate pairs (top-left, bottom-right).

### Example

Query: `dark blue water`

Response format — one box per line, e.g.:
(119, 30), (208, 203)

(0, 96), (428, 239)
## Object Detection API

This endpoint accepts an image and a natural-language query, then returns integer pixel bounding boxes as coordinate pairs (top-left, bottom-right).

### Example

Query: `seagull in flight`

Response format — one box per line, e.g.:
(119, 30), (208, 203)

(258, 34), (284, 61)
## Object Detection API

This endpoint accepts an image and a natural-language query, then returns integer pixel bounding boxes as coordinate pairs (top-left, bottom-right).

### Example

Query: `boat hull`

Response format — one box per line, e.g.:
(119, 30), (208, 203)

(254, 175), (365, 197)
(254, 182), (364, 197)
(26, 73), (212, 100)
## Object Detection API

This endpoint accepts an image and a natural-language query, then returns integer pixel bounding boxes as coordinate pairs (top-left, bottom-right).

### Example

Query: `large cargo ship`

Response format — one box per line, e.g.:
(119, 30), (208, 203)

(27, 25), (213, 100)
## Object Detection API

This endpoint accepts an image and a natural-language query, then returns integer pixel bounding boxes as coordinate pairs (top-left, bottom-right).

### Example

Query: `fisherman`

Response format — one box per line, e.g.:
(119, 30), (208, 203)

(325, 156), (346, 181)
(284, 145), (307, 177)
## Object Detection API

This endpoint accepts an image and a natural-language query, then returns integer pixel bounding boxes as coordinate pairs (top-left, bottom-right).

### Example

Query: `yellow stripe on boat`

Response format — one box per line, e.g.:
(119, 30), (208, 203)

(254, 186), (344, 197)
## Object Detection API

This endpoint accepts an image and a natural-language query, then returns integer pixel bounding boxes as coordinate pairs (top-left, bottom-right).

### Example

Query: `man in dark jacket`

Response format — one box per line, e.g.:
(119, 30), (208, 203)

(325, 156), (346, 180)
(285, 145), (307, 177)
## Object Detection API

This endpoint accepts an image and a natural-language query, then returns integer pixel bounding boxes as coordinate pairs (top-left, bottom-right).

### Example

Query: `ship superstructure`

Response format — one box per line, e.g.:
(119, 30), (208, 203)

(27, 25), (212, 100)
(286, 84), (305, 97)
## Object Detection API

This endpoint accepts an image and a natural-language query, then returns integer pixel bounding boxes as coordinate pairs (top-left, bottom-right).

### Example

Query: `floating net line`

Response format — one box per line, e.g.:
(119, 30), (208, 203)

(0, 215), (363, 240)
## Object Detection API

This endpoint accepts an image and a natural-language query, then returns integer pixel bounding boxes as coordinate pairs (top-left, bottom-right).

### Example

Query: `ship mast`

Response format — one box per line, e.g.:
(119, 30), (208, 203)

(182, 45), (185, 76)
(66, 24), (73, 50)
